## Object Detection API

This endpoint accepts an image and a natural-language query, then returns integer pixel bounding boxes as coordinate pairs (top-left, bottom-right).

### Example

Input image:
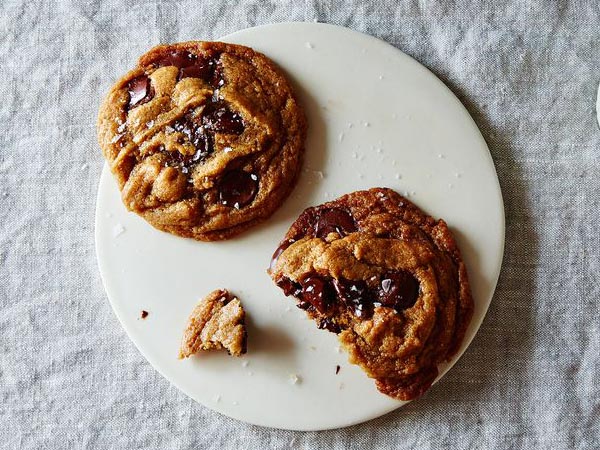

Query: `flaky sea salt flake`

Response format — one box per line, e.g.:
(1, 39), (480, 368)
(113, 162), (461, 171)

(112, 223), (126, 238)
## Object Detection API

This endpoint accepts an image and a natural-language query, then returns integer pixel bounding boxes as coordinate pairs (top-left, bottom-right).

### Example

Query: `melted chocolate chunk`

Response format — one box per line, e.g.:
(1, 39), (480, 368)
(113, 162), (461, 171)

(178, 61), (214, 81)
(298, 276), (334, 313)
(333, 278), (373, 318)
(297, 301), (312, 310)
(218, 170), (259, 208)
(167, 117), (213, 169)
(203, 103), (245, 135)
(276, 277), (301, 297)
(127, 75), (154, 108)
(317, 318), (341, 334)
(152, 50), (221, 84)
(153, 50), (197, 69)
(378, 271), (420, 311)
(314, 208), (357, 239)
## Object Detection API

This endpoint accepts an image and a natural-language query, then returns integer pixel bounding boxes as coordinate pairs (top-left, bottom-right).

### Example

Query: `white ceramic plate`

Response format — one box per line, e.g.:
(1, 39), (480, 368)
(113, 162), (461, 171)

(95, 22), (504, 431)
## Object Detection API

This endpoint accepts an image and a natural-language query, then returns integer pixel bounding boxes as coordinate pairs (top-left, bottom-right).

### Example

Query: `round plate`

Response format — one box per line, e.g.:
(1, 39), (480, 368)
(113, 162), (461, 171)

(95, 22), (504, 431)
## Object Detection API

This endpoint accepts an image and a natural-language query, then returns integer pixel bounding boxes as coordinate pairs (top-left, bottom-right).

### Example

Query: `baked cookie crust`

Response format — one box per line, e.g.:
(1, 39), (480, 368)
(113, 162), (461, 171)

(269, 188), (473, 400)
(98, 41), (306, 240)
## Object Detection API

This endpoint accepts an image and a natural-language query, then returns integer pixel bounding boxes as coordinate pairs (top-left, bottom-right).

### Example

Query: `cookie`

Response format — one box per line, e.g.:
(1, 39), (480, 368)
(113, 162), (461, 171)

(268, 188), (473, 400)
(97, 41), (306, 240)
(179, 289), (247, 358)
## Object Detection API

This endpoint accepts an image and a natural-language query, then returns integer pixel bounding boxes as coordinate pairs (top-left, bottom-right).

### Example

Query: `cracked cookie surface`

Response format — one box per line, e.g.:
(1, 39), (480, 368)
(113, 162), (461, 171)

(179, 289), (247, 358)
(269, 188), (473, 400)
(97, 41), (306, 240)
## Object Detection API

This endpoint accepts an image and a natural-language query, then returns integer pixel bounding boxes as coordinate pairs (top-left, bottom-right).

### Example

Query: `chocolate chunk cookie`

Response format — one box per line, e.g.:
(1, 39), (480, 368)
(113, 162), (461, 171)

(97, 41), (306, 240)
(179, 289), (247, 358)
(269, 188), (473, 400)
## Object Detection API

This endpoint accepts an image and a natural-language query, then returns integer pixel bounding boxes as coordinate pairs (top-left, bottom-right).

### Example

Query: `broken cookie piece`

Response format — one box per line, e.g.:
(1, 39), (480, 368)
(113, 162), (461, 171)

(179, 289), (247, 358)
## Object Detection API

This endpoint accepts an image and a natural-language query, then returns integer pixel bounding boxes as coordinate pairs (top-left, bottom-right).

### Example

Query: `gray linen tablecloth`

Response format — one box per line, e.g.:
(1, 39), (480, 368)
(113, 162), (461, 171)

(1, 1), (599, 448)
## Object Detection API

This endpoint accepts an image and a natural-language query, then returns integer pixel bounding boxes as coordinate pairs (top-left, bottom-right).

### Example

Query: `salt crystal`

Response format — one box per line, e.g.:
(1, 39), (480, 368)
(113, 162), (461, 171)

(117, 123), (126, 133)
(214, 394), (221, 403)
(232, 401), (239, 406)
(146, 120), (154, 128)
(455, 172), (462, 178)
(305, 42), (314, 49)
(289, 374), (301, 385)
(376, 147), (382, 154)
(81, 163), (88, 170)
(395, 174), (401, 179)
(363, 121), (370, 127)
(165, 125), (174, 133)
(438, 154), (445, 159)
(223, 146), (233, 153)
(378, 75), (384, 80)
(110, 133), (124, 144)
(347, 122), (353, 129)
(448, 183), (454, 188)
(112, 223), (125, 237)
(338, 132), (344, 142)
(241, 360), (249, 368)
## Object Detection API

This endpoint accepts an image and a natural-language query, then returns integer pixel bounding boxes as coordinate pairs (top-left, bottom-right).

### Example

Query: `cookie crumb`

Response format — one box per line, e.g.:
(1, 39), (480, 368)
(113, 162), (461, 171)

(241, 360), (249, 368)
(335, 365), (341, 375)
(112, 223), (126, 237)
(140, 310), (149, 319)
(179, 289), (247, 358)
(289, 374), (301, 385)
